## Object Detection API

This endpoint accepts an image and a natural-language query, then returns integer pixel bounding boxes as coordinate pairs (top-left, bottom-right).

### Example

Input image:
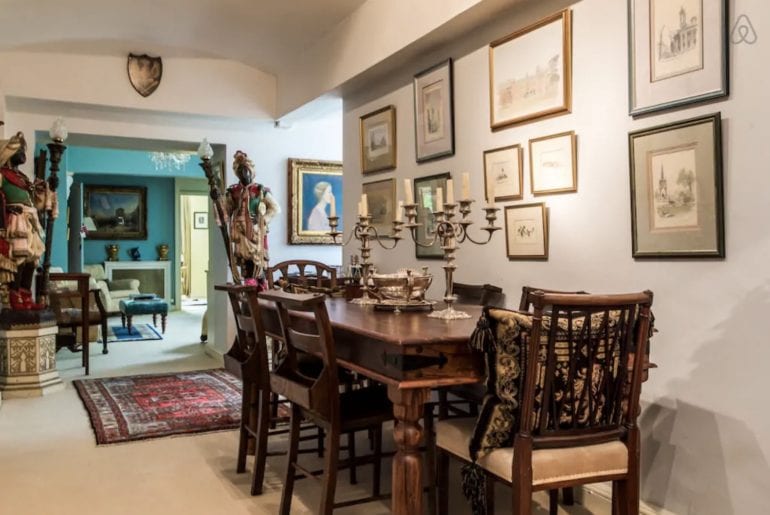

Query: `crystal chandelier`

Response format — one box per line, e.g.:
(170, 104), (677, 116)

(149, 151), (193, 171)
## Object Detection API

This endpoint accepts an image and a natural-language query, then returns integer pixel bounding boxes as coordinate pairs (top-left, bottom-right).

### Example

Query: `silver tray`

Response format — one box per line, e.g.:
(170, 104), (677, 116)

(372, 299), (436, 312)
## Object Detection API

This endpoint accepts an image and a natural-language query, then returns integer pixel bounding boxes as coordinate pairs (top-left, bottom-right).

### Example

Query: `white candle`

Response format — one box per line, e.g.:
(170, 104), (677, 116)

(446, 179), (454, 204)
(329, 195), (336, 218)
(435, 187), (443, 210)
(486, 181), (496, 207)
(396, 200), (403, 221)
(461, 173), (470, 200)
(404, 178), (414, 205)
(357, 201), (362, 217)
(361, 193), (369, 216)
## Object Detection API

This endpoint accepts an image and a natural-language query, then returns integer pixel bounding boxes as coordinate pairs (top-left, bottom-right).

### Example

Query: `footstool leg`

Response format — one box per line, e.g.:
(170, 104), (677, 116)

(121, 314), (126, 328)
(153, 313), (157, 327)
(161, 314), (167, 334)
(127, 315), (133, 335)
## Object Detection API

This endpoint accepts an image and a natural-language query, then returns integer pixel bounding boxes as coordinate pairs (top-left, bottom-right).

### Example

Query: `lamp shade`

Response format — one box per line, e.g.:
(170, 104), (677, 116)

(197, 138), (214, 159)
(49, 117), (68, 142)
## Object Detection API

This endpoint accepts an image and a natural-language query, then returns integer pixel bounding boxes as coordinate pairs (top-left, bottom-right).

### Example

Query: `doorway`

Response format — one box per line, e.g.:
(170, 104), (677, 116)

(180, 194), (209, 308)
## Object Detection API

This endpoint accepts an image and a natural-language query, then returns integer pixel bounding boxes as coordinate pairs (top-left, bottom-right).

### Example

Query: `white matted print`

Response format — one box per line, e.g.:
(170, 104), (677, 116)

(483, 144), (523, 202)
(505, 203), (548, 259)
(649, 145), (698, 230)
(489, 9), (571, 128)
(629, 0), (727, 116)
(529, 131), (577, 195)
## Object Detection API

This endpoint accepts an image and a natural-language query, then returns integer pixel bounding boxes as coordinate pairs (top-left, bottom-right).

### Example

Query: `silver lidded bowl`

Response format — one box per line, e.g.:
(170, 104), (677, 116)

(370, 267), (432, 303)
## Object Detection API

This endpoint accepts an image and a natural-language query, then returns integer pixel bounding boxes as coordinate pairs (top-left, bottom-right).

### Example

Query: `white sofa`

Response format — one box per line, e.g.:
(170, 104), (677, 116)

(83, 263), (141, 314)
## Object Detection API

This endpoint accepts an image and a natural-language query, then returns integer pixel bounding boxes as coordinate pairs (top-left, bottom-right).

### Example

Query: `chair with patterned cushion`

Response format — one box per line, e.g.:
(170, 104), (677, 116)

(266, 260), (338, 294)
(429, 290), (654, 515)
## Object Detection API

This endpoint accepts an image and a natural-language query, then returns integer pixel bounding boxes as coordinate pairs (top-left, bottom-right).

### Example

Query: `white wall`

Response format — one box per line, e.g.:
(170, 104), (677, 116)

(343, 0), (770, 513)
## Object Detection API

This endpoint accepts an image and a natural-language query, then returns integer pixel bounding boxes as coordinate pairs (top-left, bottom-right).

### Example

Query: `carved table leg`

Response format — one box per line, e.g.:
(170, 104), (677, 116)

(388, 385), (430, 515)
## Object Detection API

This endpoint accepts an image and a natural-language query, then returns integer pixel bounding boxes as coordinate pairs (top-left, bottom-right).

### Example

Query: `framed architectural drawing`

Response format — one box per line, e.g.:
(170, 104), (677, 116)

(414, 59), (454, 162)
(84, 185), (147, 240)
(529, 131), (577, 195)
(628, 113), (724, 258)
(483, 144), (523, 202)
(362, 178), (396, 239)
(504, 203), (548, 259)
(360, 106), (397, 173)
(288, 158), (343, 245)
(628, 0), (728, 116)
(489, 9), (572, 129)
(414, 172), (449, 259)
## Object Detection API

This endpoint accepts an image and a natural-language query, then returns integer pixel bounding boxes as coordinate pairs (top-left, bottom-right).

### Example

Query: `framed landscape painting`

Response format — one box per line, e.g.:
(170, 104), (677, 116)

(362, 178), (396, 239)
(628, 113), (724, 258)
(483, 144), (523, 202)
(529, 131), (577, 195)
(489, 9), (572, 129)
(84, 185), (147, 240)
(628, 0), (728, 116)
(414, 172), (449, 259)
(414, 58), (454, 162)
(360, 106), (397, 173)
(504, 203), (548, 259)
(288, 158), (343, 245)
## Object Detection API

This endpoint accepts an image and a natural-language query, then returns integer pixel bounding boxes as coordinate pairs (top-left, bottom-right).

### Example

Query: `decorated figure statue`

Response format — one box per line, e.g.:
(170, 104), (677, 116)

(223, 151), (279, 287)
(0, 132), (58, 310)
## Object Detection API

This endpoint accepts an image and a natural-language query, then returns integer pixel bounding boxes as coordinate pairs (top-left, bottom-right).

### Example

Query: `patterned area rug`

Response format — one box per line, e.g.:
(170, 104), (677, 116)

(73, 369), (241, 445)
(104, 323), (162, 343)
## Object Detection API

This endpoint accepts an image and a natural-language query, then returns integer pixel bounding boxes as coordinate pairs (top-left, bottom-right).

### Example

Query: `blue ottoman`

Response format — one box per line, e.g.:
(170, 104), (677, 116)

(119, 297), (169, 334)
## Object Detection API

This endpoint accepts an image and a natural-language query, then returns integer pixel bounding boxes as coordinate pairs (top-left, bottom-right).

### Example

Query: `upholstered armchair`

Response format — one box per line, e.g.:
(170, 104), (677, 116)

(83, 264), (140, 314)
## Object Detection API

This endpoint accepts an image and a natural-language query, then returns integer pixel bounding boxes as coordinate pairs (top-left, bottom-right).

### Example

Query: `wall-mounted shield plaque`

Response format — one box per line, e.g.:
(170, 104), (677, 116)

(127, 53), (162, 97)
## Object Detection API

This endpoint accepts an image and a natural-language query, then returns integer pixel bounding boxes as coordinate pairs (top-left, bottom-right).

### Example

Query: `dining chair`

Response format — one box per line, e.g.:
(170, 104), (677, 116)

(266, 259), (338, 293)
(429, 290), (654, 515)
(261, 289), (393, 515)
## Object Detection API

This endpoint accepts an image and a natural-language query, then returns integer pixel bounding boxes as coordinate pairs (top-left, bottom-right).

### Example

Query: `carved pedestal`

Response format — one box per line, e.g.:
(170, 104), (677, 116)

(0, 311), (63, 400)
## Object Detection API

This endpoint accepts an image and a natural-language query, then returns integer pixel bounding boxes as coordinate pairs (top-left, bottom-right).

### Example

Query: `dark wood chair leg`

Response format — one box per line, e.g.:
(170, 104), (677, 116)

(279, 404), (301, 515)
(121, 313), (126, 328)
(485, 474), (495, 515)
(236, 382), (252, 474)
(250, 387), (271, 495)
(101, 319), (109, 354)
(549, 489), (559, 515)
(372, 425), (382, 497)
(612, 481), (620, 515)
(83, 339), (89, 376)
(562, 487), (575, 505)
(161, 313), (167, 334)
(126, 315), (133, 335)
(437, 448), (449, 515)
(437, 389), (449, 419)
(152, 313), (157, 327)
(317, 427), (325, 457)
(270, 392), (279, 429)
(347, 431), (358, 484)
(423, 405), (437, 515)
(319, 427), (340, 515)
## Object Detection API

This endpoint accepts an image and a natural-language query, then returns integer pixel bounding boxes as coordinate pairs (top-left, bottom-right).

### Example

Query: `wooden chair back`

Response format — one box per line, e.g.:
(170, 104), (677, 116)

(518, 286), (588, 311)
(519, 290), (653, 450)
(260, 289), (340, 423)
(453, 282), (505, 307)
(266, 260), (338, 291)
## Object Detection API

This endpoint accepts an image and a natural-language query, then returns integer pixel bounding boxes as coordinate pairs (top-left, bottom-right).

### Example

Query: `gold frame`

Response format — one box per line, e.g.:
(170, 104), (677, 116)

(288, 158), (343, 245)
(483, 143), (524, 202)
(529, 130), (577, 195)
(489, 9), (572, 129)
(360, 105), (397, 173)
(504, 202), (548, 260)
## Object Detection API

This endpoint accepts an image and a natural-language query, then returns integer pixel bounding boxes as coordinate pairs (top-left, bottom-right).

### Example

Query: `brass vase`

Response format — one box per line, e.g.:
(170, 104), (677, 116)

(157, 244), (169, 261)
(105, 244), (119, 262)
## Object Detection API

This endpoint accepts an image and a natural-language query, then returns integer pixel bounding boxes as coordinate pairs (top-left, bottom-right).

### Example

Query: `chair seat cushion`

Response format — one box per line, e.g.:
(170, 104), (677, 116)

(436, 418), (628, 486)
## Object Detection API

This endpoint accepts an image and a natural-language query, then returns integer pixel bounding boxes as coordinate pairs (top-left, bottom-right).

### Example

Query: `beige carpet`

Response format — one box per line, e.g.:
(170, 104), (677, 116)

(0, 305), (607, 514)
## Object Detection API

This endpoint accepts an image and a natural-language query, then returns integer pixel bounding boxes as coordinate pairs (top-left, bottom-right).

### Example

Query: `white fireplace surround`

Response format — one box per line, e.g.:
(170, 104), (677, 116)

(104, 261), (172, 303)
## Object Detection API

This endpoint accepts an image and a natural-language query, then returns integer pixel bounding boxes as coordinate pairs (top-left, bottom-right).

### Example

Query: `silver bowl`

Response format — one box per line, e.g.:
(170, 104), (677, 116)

(370, 268), (432, 303)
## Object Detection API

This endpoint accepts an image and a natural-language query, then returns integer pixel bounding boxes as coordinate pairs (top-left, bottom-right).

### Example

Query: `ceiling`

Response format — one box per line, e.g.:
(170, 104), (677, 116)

(0, 0), (367, 75)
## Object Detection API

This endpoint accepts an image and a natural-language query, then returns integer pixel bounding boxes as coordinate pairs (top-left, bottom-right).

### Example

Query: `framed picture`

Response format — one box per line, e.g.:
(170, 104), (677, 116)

(504, 202), (548, 259)
(362, 179), (396, 239)
(414, 58), (455, 162)
(489, 9), (572, 129)
(360, 106), (397, 173)
(628, 0), (728, 116)
(288, 158), (343, 245)
(483, 144), (523, 202)
(629, 113), (724, 258)
(193, 212), (208, 229)
(414, 172), (450, 259)
(529, 131), (577, 195)
(83, 185), (147, 240)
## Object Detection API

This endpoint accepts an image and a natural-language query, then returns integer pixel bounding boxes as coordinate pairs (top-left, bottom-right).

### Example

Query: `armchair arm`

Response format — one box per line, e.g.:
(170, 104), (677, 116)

(108, 278), (140, 291)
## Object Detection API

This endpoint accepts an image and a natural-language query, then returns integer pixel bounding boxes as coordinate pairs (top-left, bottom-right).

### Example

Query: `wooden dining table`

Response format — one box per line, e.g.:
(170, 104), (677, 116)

(253, 296), (485, 515)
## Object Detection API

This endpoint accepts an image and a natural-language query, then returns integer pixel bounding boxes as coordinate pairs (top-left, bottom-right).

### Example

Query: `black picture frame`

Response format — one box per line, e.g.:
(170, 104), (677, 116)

(414, 58), (455, 163)
(413, 172), (450, 259)
(83, 185), (147, 240)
